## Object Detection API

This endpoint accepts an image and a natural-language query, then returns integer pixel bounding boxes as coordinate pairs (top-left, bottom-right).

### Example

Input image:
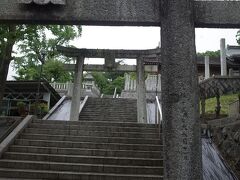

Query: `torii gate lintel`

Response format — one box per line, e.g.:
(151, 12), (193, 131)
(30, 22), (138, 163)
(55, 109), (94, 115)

(1, 1), (240, 28)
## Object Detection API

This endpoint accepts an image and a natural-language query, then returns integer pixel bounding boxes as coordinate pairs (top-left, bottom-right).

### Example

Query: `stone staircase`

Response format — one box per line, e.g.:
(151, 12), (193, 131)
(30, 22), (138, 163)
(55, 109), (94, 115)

(80, 98), (138, 122)
(0, 98), (163, 179)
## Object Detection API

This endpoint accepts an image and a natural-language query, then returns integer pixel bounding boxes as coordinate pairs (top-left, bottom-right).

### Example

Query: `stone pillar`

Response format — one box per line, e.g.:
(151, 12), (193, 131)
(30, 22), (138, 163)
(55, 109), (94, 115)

(205, 56), (210, 79)
(70, 56), (84, 121)
(124, 74), (128, 91)
(161, 0), (202, 179)
(136, 57), (147, 123)
(220, 38), (227, 76)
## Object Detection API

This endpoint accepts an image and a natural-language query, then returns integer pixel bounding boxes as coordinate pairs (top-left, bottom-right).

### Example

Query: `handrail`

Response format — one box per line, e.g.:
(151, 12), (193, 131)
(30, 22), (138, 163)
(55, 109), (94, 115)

(0, 115), (34, 158)
(113, 88), (117, 98)
(79, 96), (89, 114)
(0, 117), (23, 143)
(156, 96), (162, 124)
(42, 95), (66, 120)
(155, 96), (162, 137)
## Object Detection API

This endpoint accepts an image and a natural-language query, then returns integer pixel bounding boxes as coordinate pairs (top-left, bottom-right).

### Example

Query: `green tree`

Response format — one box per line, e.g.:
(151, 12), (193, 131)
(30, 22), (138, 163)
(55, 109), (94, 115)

(0, 24), (81, 110)
(92, 72), (109, 93)
(197, 50), (220, 58)
(42, 60), (72, 82)
(91, 72), (125, 95)
(14, 59), (73, 82)
(104, 76), (125, 95)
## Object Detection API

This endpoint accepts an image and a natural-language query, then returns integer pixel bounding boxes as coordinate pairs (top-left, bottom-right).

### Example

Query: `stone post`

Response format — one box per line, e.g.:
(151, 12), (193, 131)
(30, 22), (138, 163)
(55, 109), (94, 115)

(136, 57), (147, 123)
(215, 92), (221, 119)
(220, 38), (227, 76)
(70, 56), (84, 121)
(229, 68), (233, 77)
(124, 74), (128, 91)
(205, 56), (210, 79)
(161, 0), (202, 179)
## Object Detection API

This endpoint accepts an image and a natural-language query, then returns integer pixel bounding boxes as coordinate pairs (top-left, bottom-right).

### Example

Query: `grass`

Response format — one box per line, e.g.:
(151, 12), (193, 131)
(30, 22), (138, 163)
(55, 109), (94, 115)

(204, 93), (239, 117)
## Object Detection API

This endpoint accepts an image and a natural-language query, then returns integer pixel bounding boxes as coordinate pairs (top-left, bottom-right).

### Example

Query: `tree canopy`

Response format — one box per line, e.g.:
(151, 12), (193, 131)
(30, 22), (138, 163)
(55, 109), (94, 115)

(197, 50), (220, 58)
(13, 25), (81, 82)
(0, 24), (81, 111)
(92, 72), (125, 95)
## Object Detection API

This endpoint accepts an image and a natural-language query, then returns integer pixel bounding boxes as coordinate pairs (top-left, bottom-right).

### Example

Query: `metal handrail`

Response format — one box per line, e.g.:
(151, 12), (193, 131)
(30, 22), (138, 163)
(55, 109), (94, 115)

(113, 88), (117, 98)
(79, 96), (89, 114)
(43, 95), (66, 120)
(155, 96), (162, 136)
(155, 96), (162, 124)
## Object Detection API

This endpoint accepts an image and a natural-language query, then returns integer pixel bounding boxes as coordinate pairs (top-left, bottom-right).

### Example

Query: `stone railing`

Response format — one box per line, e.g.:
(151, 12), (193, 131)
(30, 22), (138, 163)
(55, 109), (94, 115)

(124, 74), (161, 92)
(50, 82), (100, 97)
(50, 82), (71, 91)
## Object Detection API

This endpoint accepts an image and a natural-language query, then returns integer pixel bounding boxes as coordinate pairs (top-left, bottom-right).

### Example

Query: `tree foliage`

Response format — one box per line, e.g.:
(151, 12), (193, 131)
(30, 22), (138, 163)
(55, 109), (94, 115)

(13, 25), (81, 81)
(197, 50), (220, 58)
(0, 24), (81, 111)
(92, 72), (125, 95)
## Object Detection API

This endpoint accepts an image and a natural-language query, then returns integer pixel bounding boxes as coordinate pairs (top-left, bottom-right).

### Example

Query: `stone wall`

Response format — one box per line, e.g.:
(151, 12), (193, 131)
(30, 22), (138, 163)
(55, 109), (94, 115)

(210, 119), (240, 178)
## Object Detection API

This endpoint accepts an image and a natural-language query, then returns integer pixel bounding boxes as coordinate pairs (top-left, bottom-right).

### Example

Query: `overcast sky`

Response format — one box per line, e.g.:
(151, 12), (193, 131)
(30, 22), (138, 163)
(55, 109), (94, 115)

(7, 26), (239, 80)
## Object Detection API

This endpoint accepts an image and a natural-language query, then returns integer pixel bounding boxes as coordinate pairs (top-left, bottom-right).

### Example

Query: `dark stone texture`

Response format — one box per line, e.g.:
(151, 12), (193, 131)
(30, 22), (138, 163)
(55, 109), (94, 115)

(18, 0), (66, 5)
(0, 0), (160, 25)
(1, 0), (240, 27)
(161, 0), (202, 179)
(211, 120), (240, 178)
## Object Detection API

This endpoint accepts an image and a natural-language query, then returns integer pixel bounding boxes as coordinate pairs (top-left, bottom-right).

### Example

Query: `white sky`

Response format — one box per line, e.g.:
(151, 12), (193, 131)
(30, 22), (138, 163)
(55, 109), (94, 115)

(7, 26), (239, 80)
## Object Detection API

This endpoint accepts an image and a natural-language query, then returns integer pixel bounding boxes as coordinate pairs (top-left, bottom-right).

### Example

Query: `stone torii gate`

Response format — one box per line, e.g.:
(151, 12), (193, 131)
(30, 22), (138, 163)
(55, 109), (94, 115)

(57, 45), (161, 123)
(1, 0), (240, 179)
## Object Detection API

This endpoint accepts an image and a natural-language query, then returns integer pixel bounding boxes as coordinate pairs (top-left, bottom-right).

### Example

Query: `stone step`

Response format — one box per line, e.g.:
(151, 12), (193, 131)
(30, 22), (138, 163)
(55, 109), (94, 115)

(81, 107), (136, 110)
(0, 159), (163, 175)
(15, 139), (162, 151)
(20, 133), (162, 145)
(82, 105), (137, 107)
(24, 128), (159, 139)
(85, 101), (136, 104)
(79, 114), (137, 117)
(79, 115), (137, 119)
(78, 118), (138, 123)
(9, 145), (162, 159)
(0, 168), (163, 180)
(3, 152), (163, 166)
(84, 103), (136, 106)
(28, 123), (157, 133)
(33, 119), (157, 128)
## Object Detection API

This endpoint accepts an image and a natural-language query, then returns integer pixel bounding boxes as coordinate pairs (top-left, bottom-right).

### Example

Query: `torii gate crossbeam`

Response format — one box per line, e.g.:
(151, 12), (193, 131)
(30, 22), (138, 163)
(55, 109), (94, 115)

(1, 0), (240, 28)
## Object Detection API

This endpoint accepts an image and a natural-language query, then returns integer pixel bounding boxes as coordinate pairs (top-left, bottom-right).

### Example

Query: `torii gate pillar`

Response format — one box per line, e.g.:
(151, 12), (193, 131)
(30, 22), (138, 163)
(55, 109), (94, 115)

(136, 57), (147, 123)
(161, 0), (202, 179)
(70, 56), (84, 121)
